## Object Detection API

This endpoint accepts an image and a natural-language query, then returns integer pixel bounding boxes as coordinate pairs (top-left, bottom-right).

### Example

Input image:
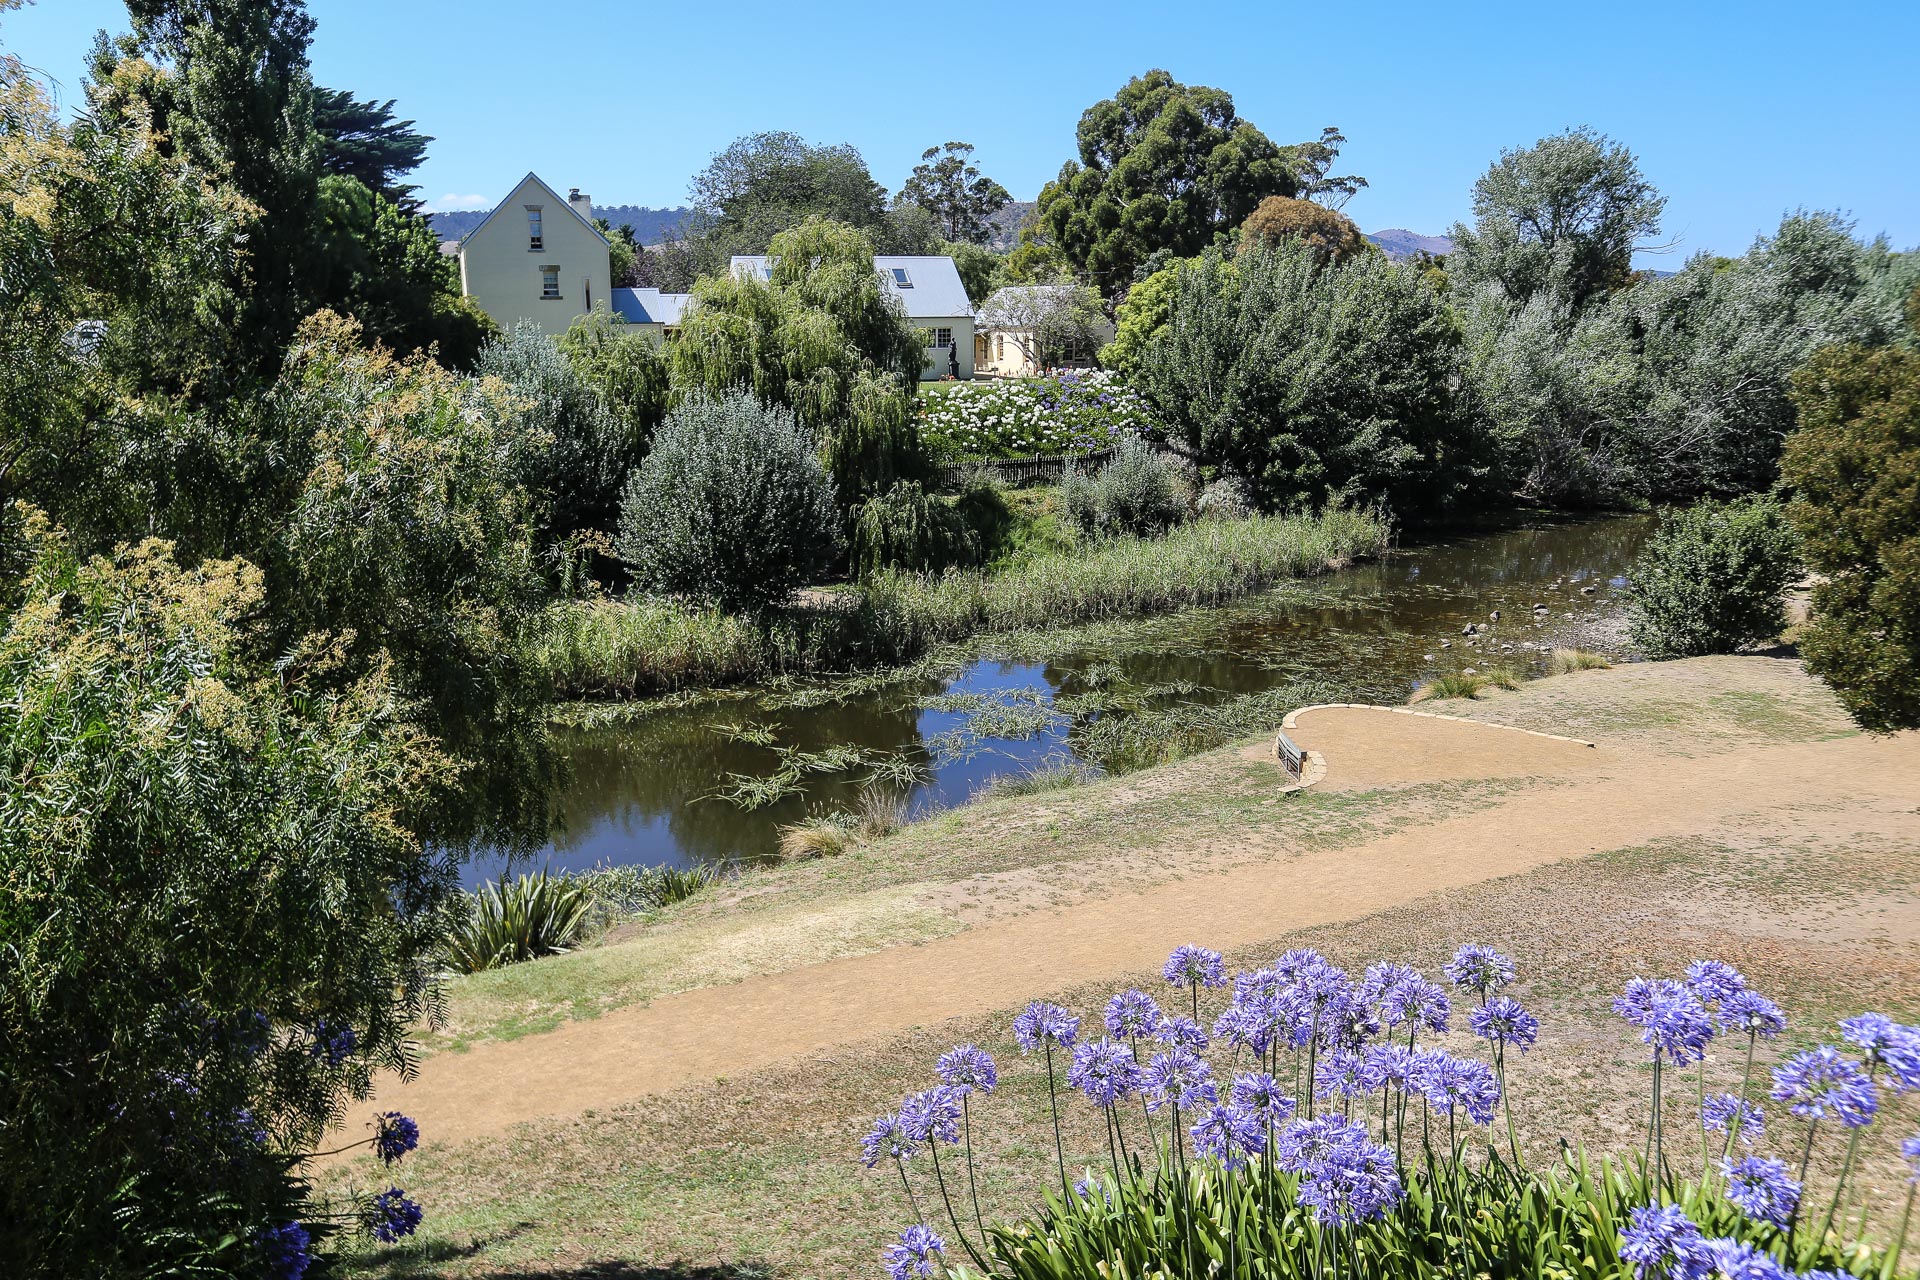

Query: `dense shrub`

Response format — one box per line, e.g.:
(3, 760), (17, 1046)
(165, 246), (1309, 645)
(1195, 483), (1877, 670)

(1624, 497), (1799, 658)
(852, 480), (983, 575)
(1133, 240), (1482, 516)
(1239, 194), (1367, 264)
(916, 370), (1158, 460)
(0, 524), (446, 1276)
(443, 871), (593, 974)
(1782, 340), (1920, 730)
(1062, 435), (1190, 538)
(616, 389), (841, 613)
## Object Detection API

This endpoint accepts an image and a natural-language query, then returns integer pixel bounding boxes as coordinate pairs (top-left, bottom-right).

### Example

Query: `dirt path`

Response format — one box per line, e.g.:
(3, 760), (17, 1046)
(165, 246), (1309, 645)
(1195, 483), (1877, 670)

(360, 708), (1920, 1151)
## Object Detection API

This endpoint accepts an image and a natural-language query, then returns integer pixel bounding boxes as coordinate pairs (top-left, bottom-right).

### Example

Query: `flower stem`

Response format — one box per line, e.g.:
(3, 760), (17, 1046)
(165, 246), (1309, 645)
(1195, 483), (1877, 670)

(929, 1140), (987, 1271)
(1043, 1039), (1070, 1203)
(962, 1092), (986, 1240)
(895, 1157), (926, 1227)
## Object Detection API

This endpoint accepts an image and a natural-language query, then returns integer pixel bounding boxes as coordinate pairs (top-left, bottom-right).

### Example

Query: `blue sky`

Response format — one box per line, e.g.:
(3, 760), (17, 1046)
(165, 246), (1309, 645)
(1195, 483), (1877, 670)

(6, 0), (1917, 265)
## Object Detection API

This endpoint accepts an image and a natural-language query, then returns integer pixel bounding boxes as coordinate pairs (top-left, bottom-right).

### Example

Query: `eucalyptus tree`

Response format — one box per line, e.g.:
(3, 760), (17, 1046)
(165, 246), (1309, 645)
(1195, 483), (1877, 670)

(899, 141), (1013, 243)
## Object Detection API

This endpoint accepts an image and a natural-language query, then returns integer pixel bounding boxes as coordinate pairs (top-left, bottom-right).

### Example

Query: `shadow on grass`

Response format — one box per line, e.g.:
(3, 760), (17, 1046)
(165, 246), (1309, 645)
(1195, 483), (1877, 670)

(352, 1234), (777, 1280)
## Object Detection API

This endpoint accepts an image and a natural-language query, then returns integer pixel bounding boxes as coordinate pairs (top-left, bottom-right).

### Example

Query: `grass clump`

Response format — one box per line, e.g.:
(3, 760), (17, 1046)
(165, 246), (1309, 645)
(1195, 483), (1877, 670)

(443, 871), (592, 974)
(777, 812), (857, 861)
(979, 759), (1100, 799)
(1548, 646), (1613, 675)
(1411, 666), (1524, 703)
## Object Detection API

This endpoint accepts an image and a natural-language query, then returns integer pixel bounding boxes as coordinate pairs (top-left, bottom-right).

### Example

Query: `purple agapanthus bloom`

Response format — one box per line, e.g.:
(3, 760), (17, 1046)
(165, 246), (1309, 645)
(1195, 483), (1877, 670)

(1164, 944), (1227, 990)
(1190, 1104), (1268, 1170)
(1154, 1015), (1210, 1050)
(1274, 948), (1328, 983)
(1213, 1002), (1273, 1055)
(1684, 960), (1747, 1005)
(1619, 1203), (1709, 1280)
(1315, 1049), (1372, 1100)
(1698, 1237), (1791, 1280)
(860, 1112), (918, 1167)
(1381, 978), (1452, 1036)
(1326, 1000), (1383, 1051)
(1718, 990), (1787, 1039)
(1771, 1046), (1878, 1128)
(1234, 968), (1283, 1003)
(1425, 1056), (1501, 1125)
(1443, 944), (1515, 995)
(372, 1112), (419, 1165)
(370, 1187), (422, 1243)
(1406, 1049), (1453, 1101)
(1839, 1014), (1920, 1092)
(900, 1087), (963, 1145)
(1720, 1155), (1800, 1227)
(883, 1224), (946, 1280)
(1614, 978), (1715, 1065)
(1358, 962), (1421, 1009)
(1141, 1047), (1216, 1114)
(1229, 1071), (1296, 1129)
(1103, 989), (1164, 1041)
(1068, 1039), (1141, 1109)
(1363, 1043), (1413, 1090)
(1297, 1138), (1404, 1227)
(307, 1020), (355, 1068)
(258, 1222), (311, 1280)
(1073, 1173), (1115, 1208)
(1701, 1093), (1764, 1144)
(1470, 995), (1540, 1053)
(1904, 1133), (1920, 1181)
(1274, 1116), (1370, 1175)
(935, 1043), (998, 1095)
(1013, 1001), (1080, 1053)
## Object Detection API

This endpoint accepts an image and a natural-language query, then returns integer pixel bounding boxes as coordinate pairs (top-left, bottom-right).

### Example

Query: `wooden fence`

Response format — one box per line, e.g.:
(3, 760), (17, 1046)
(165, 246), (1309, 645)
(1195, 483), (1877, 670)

(935, 447), (1115, 490)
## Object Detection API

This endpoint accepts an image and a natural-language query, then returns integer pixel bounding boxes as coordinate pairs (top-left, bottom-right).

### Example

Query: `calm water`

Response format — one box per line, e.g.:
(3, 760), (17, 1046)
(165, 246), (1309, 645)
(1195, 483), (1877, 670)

(469, 515), (1650, 884)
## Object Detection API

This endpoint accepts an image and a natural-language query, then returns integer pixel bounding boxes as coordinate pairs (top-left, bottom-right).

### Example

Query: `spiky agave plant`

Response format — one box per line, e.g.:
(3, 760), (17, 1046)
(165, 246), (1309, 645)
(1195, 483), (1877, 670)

(442, 870), (593, 973)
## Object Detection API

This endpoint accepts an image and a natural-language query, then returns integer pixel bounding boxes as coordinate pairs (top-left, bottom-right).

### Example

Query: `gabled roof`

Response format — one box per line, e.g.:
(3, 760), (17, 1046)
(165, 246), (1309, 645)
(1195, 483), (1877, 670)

(611, 287), (691, 326)
(457, 172), (608, 248)
(728, 253), (972, 320)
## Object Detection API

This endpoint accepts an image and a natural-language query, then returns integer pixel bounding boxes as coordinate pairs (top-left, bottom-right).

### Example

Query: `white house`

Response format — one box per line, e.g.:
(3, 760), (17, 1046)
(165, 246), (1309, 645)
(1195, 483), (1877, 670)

(731, 254), (975, 381)
(456, 174), (975, 378)
(973, 284), (1114, 377)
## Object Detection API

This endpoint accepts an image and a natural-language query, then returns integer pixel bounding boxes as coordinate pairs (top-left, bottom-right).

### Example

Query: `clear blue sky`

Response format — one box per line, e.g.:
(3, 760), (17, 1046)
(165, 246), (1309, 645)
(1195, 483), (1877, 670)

(6, 0), (1917, 265)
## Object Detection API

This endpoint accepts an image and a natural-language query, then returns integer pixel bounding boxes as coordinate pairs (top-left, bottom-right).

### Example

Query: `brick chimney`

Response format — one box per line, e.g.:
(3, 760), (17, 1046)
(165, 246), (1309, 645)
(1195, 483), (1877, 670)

(569, 187), (592, 221)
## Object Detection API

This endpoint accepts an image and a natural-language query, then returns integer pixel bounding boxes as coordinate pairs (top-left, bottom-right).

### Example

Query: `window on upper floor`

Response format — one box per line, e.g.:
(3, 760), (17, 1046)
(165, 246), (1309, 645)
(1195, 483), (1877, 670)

(890, 267), (913, 288)
(540, 267), (560, 299)
(527, 206), (543, 252)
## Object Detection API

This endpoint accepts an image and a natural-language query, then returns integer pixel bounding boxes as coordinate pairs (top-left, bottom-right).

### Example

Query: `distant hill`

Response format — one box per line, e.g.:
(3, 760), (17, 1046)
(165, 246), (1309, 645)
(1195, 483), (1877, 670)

(429, 204), (692, 245)
(986, 200), (1037, 250)
(1367, 229), (1455, 260)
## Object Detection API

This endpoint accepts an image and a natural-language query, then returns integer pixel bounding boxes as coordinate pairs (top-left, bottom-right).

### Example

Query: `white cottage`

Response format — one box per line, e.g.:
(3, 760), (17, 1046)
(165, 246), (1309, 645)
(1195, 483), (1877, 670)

(729, 254), (975, 381)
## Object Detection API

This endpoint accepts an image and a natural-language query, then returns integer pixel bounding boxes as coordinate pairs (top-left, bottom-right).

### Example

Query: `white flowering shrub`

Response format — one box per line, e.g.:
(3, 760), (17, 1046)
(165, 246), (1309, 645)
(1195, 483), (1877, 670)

(916, 371), (1162, 461)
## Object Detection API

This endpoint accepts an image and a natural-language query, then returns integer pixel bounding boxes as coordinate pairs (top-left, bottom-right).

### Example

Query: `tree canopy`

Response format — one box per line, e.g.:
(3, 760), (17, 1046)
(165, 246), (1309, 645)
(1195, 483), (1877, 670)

(899, 141), (1012, 243)
(1032, 70), (1334, 292)
(312, 84), (431, 210)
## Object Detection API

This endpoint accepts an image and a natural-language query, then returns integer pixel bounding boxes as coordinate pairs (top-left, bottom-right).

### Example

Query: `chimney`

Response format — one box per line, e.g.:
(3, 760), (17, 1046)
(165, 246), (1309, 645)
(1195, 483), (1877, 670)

(569, 187), (592, 220)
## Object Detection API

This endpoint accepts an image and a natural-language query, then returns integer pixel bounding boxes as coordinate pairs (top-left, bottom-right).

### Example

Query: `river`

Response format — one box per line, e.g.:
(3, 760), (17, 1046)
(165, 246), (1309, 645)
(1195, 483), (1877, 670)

(469, 514), (1651, 884)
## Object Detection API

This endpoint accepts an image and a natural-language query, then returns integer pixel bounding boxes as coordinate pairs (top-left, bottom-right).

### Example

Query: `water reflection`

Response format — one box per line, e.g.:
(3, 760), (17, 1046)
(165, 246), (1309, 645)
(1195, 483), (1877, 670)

(468, 514), (1652, 884)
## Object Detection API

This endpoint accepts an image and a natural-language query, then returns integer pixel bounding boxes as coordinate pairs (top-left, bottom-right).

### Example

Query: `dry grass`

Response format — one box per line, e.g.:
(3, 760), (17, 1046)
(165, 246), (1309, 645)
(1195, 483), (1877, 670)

(775, 814), (855, 861)
(1548, 646), (1614, 675)
(1410, 665), (1524, 703)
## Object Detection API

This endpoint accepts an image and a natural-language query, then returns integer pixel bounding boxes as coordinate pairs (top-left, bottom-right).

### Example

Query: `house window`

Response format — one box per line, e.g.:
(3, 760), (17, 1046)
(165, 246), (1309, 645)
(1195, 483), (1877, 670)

(995, 334), (1004, 360)
(540, 267), (560, 299)
(934, 326), (953, 348)
(527, 206), (543, 252)
(890, 267), (913, 288)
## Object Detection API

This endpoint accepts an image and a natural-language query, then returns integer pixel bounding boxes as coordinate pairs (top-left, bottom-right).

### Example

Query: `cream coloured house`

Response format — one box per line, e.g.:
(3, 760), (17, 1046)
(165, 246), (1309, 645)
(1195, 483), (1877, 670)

(456, 173), (623, 337)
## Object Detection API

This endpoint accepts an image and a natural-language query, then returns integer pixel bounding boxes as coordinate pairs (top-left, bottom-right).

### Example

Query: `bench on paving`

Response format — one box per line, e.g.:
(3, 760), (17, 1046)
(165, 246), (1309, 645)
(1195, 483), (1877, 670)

(1274, 728), (1306, 778)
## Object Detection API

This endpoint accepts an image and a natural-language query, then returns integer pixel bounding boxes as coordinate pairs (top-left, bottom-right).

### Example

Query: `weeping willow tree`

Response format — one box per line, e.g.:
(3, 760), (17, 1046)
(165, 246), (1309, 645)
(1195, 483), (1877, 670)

(668, 217), (928, 509)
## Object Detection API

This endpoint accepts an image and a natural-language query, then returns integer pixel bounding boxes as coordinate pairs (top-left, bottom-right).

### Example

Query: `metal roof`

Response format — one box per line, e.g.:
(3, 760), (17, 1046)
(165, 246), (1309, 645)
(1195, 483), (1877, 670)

(611, 287), (690, 326)
(728, 254), (972, 320)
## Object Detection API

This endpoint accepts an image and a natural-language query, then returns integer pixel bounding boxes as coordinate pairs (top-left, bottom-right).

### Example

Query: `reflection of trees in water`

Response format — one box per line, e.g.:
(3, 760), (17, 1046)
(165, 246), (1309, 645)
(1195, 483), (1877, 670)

(549, 690), (929, 866)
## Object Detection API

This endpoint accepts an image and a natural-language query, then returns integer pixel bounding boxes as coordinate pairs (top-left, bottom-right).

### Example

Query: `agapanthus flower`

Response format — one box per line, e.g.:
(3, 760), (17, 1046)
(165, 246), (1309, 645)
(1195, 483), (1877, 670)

(1618, 1203), (1709, 1280)
(1358, 961), (1421, 1006)
(1274, 949), (1328, 983)
(1443, 944), (1515, 995)
(1325, 1000), (1383, 1051)
(1103, 989), (1164, 1041)
(1163, 944), (1226, 991)
(1013, 1001), (1079, 1053)
(1275, 1116), (1370, 1175)
(1614, 978), (1715, 1065)
(1290, 959), (1354, 1008)
(935, 1043), (997, 1095)
(1903, 1133), (1920, 1182)
(372, 1112), (419, 1165)
(1717, 990), (1786, 1039)
(1684, 960), (1747, 1005)
(307, 1020), (355, 1068)
(1229, 1071), (1296, 1129)
(1700, 1093), (1763, 1143)
(1233, 968), (1283, 1004)
(1839, 1014), (1920, 1092)
(1697, 1237), (1791, 1280)
(369, 1187), (422, 1243)
(1154, 1015), (1210, 1050)
(860, 1112), (918, 1166)
(1315, 1049), (1372, 1100)
(1770, 1046), (1878, 1128)
(1072, 1174), (1115, 1208)
(1380, 978), (1452, 1035)
(258, 1221), (311, 1280)
(1424, 1055), (1501, 1125)
(1470, 995), (1540, 1053)
(1141, 1047), (1216, 1114)
(1363, 1043), (1413, 1090)
(1213, 1002), (1273, 1055)
(1405, 1049), (1453, 1101)
(1298, 1138), (1404, 1228)
(1190, 1103), (1267, 1169)
(1719, 1155), (1800, 1227)
(900, 1087), (963, 1145)
(228, 1107), (268, 1148)
(883, 1224), (946, 1280)
(1067, 1039), (1141, 1109)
